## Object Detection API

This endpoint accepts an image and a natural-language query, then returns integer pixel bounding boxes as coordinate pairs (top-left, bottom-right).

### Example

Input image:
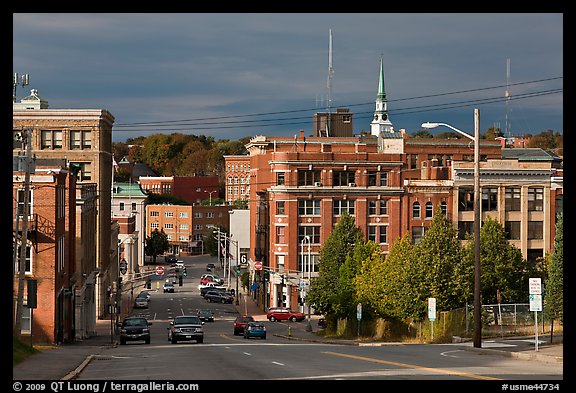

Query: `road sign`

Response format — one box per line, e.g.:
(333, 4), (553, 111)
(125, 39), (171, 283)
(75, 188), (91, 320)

(529, 278), (542, 295)
(155, 266), (165, 275)
(428, 298), (436, 321)
(530, 294), (542, 312)
(356, 303), (362, 321)
(254, 261), (263, 270)
(240, 253), (248, 265)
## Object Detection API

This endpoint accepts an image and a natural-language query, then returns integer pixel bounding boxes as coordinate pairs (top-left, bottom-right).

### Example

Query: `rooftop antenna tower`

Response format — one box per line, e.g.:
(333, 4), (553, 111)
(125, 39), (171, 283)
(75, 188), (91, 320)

(326, 28), (334, 137)
(13, 73), (29, 102)
(505, 58), (511, 136)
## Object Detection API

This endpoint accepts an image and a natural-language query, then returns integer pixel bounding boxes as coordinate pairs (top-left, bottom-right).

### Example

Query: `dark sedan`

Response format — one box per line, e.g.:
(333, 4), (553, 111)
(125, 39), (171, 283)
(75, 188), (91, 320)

(197, 309), (214, 322)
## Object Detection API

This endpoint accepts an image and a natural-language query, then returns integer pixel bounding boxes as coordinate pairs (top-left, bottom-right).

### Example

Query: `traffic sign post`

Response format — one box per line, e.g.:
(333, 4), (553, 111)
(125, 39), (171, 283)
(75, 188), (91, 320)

(529, 278), (542, 352)
(356, 303), (362, 337)
(428, 298), (436, 341)
(254, 261), (263, 271)
(156, 266), (165, 276)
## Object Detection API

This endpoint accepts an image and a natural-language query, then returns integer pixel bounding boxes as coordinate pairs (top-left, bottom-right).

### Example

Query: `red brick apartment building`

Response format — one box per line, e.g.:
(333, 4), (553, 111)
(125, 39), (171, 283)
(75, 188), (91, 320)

(13, 163), (77, 344)
(243, 133), (561, 310)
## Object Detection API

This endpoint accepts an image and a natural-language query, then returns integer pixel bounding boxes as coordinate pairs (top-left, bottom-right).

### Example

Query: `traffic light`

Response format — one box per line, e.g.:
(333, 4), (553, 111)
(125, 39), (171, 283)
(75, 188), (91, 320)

(263, 271), (269, 282)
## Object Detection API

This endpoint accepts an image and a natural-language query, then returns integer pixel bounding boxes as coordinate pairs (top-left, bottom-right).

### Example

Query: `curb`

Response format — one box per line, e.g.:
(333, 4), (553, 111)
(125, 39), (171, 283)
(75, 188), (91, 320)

(62, 354), (94, 380)
(464, 346), (563, 364)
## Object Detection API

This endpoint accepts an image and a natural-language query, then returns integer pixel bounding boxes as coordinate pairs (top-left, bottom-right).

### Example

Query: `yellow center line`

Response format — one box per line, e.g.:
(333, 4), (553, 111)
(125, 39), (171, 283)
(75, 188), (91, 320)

(322, 351), (502, 380)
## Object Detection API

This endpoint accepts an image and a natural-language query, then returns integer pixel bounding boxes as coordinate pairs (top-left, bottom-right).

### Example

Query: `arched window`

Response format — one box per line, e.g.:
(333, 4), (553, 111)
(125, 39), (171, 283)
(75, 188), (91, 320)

(412, 201), (421, 219)
(425, 202), (433, 218)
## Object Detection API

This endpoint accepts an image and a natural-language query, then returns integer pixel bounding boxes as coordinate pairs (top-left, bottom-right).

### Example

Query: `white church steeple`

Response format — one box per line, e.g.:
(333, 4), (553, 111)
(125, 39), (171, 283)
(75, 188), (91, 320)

(370, 57), (394, 136)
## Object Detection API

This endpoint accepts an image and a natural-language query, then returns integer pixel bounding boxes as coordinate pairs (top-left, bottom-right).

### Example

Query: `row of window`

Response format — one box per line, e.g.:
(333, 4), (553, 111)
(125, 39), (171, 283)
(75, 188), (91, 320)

(227, 163), (250, 173)
(277, 170), (390, 187)
(458, 186), (544, 212)
(227, 186), (249, 196)
(29, 130), (93, 150)
(275, 224), (388, 246)
(149, 211), (189, 218)
(227, 176), (250, 185)
(458, 220), (544, 241)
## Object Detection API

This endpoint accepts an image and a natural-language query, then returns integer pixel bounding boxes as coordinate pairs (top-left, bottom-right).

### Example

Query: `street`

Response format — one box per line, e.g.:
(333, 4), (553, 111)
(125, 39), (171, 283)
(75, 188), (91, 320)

(72, 255), (563, 381)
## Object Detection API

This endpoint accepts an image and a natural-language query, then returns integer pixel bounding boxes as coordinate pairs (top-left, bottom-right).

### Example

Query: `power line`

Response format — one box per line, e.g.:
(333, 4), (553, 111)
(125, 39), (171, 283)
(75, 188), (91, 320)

(113, 77), (562, 131)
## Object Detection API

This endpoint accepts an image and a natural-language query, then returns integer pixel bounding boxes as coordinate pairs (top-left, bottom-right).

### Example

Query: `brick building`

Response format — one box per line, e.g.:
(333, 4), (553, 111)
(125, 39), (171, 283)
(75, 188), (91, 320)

(13, 90), (115, 338)
(13, 163), (77, 344)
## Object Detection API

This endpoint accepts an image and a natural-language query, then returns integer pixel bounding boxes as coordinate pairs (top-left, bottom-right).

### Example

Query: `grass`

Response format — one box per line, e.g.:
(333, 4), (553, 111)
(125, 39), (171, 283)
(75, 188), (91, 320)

(13, 336), (38, 367)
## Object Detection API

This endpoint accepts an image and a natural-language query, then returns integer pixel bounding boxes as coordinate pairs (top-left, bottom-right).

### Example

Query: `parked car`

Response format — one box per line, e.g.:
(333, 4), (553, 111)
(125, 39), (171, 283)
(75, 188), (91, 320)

(200, 284), (227, 297)
(118, 317), (151, 345)
(205, 291), (233, 304)
(137, 290), (151, 302)
(266, 307), (306, 322)
(167, 315), (204, 344)
(200, 274), (224, 286)
(233, 315), (255, 335)
(197, 309), (214, 322)
(244, 322), (266, 339)
(206, 263), (216, 272)
(163, 281), (175, 293)
(134, 296), (149, 309)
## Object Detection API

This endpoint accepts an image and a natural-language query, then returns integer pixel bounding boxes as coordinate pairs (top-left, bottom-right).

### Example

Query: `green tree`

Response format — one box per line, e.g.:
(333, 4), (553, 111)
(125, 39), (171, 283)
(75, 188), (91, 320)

(307, 212), (363, 320)
(545, 211), (563, 339)
(144, 229), (170, 263)
(464, 216), (534, 304)
(415, 207), (470, 311)
(410, 129), (433, 138)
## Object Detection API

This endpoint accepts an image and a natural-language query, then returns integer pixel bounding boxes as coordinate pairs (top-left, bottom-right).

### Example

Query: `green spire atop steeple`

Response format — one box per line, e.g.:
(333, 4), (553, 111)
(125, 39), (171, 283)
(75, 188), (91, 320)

(377, 57), (386, 100)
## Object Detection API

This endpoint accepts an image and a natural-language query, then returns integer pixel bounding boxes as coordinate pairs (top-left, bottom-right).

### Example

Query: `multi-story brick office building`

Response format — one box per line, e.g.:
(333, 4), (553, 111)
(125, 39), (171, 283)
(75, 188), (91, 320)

(242, 58), (561, 311)
(13, 89), (115, 327)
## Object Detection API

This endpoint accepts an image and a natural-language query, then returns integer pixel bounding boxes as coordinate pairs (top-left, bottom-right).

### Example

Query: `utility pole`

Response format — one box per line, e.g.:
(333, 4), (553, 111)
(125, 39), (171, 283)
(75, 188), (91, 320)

(14, 128), (33, 339)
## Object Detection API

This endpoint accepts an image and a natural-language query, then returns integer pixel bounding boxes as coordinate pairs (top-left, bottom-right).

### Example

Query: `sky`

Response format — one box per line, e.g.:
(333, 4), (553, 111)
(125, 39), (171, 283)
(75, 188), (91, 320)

(13, 13), (563, 143)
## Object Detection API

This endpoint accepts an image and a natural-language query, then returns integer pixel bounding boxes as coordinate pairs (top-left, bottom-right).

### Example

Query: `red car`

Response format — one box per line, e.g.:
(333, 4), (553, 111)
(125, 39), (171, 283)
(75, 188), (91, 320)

(266, 307), (306, 322)
(233, 315), (255, 335)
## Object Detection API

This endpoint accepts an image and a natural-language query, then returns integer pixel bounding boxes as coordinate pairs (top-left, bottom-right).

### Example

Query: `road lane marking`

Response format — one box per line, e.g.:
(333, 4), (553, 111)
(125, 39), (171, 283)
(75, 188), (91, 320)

(272, 361), (284, 366)
(322, 351), (502, 380)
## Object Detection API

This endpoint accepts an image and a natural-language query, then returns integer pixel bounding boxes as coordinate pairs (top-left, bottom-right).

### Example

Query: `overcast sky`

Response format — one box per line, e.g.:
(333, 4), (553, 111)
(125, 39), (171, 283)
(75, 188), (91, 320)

(13, 13), (563, 143)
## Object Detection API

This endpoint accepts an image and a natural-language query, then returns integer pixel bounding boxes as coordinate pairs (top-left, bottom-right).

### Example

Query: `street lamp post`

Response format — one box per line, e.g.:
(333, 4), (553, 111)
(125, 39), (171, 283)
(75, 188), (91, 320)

(421, 108), (482, 348)
(205, 190), (217, 206)
(301, 235), (312, 332)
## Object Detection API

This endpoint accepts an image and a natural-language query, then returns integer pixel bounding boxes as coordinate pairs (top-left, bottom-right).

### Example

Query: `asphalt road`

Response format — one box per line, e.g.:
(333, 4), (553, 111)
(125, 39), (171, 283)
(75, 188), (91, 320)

(73, 255), (563, 381)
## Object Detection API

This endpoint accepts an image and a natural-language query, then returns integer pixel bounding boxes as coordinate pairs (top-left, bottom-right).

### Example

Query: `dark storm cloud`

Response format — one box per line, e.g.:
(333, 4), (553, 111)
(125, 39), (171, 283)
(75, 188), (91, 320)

(13, 13), (563, 142)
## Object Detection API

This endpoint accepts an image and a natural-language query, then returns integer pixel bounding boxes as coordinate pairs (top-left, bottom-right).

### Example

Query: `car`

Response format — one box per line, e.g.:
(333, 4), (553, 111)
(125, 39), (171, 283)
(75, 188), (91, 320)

(233, 315), (255, 335)
(137, 290), (151, 302)
(165, 254), (178, 264)
(200, 273), (224, 286)
(205, 290), (233, 304)
(176, 261), (185, 269)
(167, 273), (178, 284)
(118, 317), (151, 345)
(134, 296), (149, 309)
(206, 263), (216, 272)
(243, 321), (266, 339)
(197, 309), (214, 322)
(266, 307), (306, 322)
(200, 284), (227, 297)
(163, 281), (175, 293)
(167, 315), (204, 344)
